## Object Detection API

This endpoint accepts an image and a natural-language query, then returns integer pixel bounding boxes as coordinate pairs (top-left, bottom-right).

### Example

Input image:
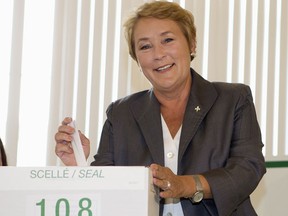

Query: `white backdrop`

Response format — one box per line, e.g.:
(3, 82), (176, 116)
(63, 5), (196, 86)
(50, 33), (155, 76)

(0, 0), (288, 215)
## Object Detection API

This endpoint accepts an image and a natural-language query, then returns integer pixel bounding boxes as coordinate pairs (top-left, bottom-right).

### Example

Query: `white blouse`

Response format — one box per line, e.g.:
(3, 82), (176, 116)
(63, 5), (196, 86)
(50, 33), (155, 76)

(161, 115), (184, 216)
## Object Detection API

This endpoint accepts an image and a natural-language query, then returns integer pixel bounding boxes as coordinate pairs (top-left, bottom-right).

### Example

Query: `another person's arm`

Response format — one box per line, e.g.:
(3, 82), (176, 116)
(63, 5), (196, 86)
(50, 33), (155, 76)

(0, 138), (8, 166)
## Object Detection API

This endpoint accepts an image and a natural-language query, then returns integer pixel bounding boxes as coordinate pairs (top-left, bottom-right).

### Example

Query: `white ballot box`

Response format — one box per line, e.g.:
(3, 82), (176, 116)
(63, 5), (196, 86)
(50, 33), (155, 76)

(0, 166), (159, 216)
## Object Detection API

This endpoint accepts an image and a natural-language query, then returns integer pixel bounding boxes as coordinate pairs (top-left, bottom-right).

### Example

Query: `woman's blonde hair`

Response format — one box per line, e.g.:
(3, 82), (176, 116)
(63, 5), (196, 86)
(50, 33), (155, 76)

(123, 1), (197, 61)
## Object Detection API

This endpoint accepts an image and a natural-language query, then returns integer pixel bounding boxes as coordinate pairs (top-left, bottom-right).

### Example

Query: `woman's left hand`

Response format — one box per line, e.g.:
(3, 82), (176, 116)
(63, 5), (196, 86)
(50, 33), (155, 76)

(149, 163), (195, 199)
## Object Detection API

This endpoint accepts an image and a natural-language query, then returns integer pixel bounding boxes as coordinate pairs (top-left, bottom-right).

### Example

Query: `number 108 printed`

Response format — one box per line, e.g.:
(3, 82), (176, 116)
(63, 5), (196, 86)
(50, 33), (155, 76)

(27, 195), (100, 216)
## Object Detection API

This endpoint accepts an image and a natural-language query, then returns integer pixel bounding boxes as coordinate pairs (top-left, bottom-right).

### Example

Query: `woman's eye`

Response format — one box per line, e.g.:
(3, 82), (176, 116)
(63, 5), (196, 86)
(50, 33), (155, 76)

(140, 44), (151, 50)
(163, 38), (174, 43)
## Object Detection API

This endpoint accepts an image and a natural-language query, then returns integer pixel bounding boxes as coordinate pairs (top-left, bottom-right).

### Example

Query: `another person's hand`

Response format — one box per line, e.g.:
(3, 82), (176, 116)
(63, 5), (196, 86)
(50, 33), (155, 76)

(150, 163), (195, 199)
(55, 117), (90, 166)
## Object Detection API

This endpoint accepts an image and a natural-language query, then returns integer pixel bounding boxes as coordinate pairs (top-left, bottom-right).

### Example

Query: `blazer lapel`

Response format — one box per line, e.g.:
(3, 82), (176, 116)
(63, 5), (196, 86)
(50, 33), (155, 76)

(178, 70), (218, 160)
(130, 90), (165, 165)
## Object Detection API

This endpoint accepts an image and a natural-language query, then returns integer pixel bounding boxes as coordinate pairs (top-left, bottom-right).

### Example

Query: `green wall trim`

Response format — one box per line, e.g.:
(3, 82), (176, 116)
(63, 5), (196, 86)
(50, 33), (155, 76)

(265, 161), (288, 168)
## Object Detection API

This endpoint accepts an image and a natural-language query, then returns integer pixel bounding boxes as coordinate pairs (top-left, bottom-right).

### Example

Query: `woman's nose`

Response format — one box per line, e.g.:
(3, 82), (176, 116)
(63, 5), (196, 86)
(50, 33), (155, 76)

(153, 45), (166, 60)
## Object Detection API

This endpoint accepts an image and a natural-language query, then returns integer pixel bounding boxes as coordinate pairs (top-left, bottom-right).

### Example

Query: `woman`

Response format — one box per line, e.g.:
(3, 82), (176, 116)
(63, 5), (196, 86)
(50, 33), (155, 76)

(55, 1), (266, 215)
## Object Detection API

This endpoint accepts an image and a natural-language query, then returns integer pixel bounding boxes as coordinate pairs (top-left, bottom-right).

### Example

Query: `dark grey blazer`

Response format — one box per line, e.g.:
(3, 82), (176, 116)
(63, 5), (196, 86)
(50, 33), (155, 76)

(91, 69), (266, 216)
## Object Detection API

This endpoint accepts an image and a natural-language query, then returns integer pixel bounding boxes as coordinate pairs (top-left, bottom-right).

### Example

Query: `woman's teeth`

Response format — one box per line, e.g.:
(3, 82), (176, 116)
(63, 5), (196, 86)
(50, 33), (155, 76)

(157, 64), (173, 71)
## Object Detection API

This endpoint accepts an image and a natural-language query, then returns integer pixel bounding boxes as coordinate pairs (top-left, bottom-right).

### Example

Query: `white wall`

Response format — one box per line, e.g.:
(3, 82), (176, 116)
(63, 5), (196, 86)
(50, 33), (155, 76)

(251, 167), (288, 215)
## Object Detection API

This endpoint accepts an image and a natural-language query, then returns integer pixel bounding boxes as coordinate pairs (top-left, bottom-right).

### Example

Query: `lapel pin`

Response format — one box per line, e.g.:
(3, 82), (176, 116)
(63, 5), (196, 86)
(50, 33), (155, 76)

(195, 106), (201, 112)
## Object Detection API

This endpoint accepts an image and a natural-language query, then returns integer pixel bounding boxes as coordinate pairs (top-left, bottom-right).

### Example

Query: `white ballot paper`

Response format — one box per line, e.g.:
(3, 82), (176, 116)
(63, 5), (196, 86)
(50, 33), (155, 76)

(68, 120), (88, 166)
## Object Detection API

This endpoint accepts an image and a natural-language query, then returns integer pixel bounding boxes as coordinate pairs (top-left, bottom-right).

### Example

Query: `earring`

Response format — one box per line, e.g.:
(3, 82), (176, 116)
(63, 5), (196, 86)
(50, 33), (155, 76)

(190, 52), (196, 61)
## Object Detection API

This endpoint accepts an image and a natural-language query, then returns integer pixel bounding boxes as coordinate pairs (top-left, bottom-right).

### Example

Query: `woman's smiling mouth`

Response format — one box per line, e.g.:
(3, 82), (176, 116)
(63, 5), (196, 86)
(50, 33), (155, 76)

(155, 63), (174, 72)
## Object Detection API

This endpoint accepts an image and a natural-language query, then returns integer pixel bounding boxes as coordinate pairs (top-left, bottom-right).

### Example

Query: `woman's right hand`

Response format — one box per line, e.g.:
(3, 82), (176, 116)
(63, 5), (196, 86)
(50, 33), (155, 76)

(54, 117), (90, 166)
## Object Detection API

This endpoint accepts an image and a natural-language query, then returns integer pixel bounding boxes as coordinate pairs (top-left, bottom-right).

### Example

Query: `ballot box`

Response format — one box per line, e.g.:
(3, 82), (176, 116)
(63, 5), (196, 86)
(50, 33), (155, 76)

(0, 166), (159, 216)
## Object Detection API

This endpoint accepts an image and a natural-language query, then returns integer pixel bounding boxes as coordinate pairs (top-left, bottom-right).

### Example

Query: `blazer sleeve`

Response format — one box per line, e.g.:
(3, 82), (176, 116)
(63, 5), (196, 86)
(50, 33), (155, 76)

(91, 103), (115, 166)
(202, 85), (266, 216)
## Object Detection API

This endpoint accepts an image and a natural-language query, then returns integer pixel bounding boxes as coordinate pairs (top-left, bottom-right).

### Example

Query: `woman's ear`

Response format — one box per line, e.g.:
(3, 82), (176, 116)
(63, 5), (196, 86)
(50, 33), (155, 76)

(190, 41), (196, 53)
(190, 41), (196, 61)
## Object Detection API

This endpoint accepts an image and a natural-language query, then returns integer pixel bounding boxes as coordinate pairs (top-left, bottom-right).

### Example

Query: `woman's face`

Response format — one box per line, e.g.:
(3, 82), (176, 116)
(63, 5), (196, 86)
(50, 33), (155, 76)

(134, 17), (194, 94)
